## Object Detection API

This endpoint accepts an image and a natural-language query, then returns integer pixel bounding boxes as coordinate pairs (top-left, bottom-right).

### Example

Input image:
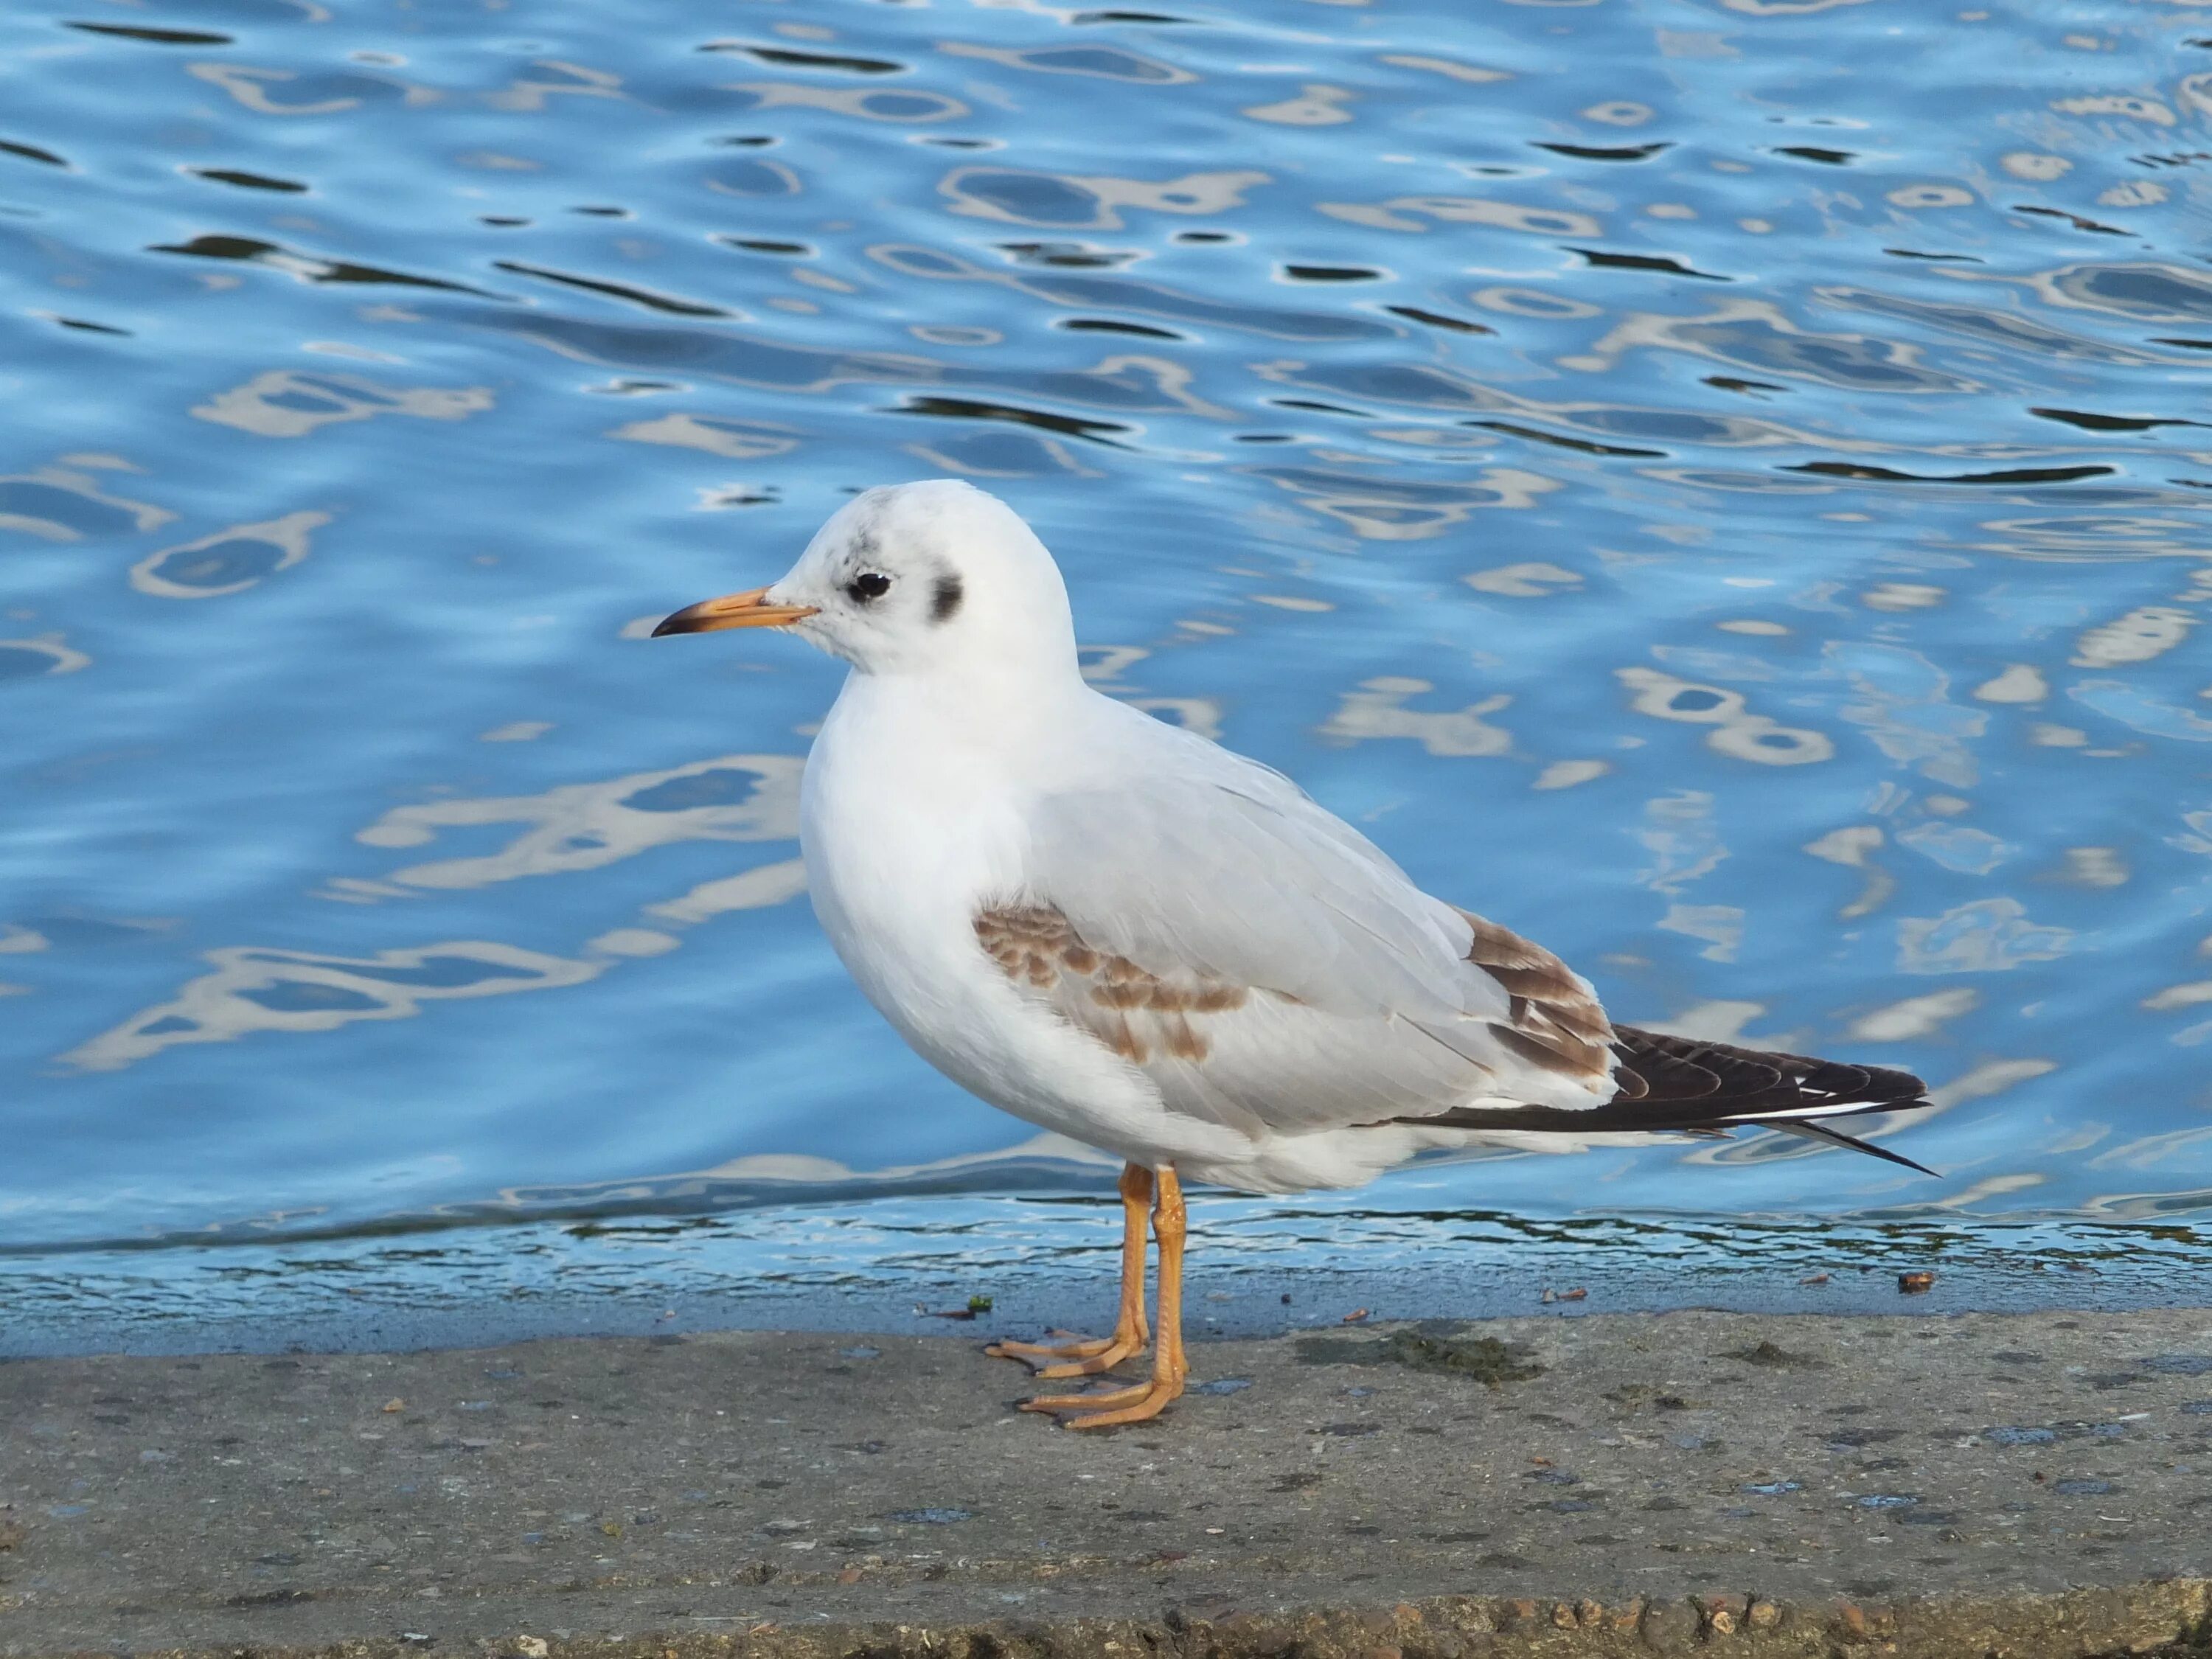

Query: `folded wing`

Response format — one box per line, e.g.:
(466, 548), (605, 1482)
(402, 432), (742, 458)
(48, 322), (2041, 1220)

(986, 725), (1621, 1135)
(985, 719), (1933, 1167)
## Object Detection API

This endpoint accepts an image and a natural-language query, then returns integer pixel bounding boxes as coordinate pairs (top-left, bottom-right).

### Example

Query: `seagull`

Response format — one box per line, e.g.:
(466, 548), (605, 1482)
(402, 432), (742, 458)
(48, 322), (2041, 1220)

(654, 479), (1935, 1429)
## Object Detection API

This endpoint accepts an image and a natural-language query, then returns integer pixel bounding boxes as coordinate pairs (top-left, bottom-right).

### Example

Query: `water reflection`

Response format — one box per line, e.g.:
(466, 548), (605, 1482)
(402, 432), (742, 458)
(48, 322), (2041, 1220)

(69, 755), (810, 1074)
(0, 460), (173, 540)
(132, 510), (327, 598)
(349, 754), (799, 891)
(0, 634), (88, 681)
(4, 0), (2212, 1324)
(67, 939), (608, 1073)
(194, 372), (495, 438)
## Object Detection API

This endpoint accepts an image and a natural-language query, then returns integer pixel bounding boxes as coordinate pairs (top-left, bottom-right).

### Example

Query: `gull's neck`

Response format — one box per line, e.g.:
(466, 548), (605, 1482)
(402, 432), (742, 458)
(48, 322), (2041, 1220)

(830, 653), (1099, 757)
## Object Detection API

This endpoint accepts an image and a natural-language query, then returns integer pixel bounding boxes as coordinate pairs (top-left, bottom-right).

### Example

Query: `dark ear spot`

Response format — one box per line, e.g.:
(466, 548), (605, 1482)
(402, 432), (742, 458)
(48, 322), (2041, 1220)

(931, 573), (964, 624)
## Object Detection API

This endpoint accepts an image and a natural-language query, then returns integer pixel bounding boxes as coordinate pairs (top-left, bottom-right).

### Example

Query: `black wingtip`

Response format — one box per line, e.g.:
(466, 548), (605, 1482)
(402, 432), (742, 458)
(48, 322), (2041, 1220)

(1778, 1116), (1941, 1178)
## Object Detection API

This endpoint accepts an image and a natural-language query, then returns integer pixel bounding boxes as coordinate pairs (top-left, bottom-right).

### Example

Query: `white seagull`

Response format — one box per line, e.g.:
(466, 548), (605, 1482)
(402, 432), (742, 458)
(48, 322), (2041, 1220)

(655, 480), (1934, 1429)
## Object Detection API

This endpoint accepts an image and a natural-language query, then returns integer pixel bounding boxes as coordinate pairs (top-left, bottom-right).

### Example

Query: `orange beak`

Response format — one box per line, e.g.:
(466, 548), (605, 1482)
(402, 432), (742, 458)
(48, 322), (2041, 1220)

(651, 585), (820, 637)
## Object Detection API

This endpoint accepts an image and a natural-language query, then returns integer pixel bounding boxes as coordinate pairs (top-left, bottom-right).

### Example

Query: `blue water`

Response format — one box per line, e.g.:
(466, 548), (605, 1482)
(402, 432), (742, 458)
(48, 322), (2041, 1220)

(4, 0), (2212, 1350)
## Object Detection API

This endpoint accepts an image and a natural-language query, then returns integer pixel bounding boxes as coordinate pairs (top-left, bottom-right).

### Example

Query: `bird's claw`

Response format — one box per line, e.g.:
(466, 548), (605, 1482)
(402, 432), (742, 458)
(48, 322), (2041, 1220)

(986, 1332), (1115, 1363)
(1021, 1376), (1185, 1430)
(987, 1321), (1149, 1373)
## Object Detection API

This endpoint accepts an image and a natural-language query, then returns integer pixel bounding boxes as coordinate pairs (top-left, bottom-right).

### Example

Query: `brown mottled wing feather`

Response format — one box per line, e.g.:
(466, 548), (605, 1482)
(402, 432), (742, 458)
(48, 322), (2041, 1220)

(987, 898), (1628, 1093)
(974, 905), (1248, 1068)
(1452, 907), (1617, 1092)
(975, 897), (1627, 1137)
(979, 900), (1618, 1100)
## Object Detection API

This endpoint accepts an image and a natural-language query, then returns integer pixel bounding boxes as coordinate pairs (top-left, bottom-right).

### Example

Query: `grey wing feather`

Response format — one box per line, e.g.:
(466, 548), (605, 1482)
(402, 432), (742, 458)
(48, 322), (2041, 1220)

(979, 714), (1621, 1135)
(1018, 727), (1497, 1024)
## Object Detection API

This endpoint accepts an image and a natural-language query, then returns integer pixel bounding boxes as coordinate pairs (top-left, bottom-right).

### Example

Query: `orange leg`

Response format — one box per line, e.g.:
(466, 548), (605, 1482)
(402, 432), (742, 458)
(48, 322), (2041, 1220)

(1023, 1166), (1188, 1429)
(987, 1164), (1152, 1374)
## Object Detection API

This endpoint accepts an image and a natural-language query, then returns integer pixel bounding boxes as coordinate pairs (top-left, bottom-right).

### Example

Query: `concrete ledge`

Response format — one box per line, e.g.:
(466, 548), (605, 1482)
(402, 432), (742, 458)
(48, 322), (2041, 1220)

(6, 1310), (2212, 1658)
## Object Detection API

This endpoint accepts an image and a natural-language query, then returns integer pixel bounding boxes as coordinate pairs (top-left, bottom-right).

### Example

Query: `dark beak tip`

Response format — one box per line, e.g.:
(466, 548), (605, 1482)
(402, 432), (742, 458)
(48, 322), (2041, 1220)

(650, 616), (682, 638)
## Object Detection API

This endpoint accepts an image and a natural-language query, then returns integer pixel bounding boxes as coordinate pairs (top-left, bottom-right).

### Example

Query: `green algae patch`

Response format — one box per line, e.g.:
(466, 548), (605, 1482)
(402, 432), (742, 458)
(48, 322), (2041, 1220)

(1294, 1326), (1543, 1388)
(1716, 1339), (1823, 1368)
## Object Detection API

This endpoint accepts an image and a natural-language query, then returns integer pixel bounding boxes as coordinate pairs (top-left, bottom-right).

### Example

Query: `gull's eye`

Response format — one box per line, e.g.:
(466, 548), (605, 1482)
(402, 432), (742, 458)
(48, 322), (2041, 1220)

(846, 571), (891, 603)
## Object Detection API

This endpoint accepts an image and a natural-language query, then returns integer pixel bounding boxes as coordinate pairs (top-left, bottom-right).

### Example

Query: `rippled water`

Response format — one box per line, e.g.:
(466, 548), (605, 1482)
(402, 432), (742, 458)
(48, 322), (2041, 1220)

(4, 0), (2211, 1349)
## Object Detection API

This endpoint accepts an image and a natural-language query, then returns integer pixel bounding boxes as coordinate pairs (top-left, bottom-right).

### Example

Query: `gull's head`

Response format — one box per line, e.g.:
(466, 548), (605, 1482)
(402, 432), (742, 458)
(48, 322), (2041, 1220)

(653, 479), (1078, 682)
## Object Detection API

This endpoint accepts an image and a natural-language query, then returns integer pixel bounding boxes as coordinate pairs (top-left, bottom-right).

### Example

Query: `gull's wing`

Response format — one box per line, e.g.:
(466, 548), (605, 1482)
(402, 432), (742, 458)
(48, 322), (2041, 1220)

(981, 718), (1621, 1135)
(983, 713), (1933, 1157)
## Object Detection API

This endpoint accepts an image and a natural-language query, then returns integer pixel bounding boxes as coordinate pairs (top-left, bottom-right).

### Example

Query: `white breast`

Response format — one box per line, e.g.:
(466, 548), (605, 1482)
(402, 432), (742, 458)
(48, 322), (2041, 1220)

(799, 672), (1253, 1169)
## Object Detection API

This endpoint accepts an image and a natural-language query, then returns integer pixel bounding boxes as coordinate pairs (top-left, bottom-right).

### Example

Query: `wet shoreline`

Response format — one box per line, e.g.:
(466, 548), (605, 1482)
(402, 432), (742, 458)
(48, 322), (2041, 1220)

(8, 1203), (2212, 1360)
